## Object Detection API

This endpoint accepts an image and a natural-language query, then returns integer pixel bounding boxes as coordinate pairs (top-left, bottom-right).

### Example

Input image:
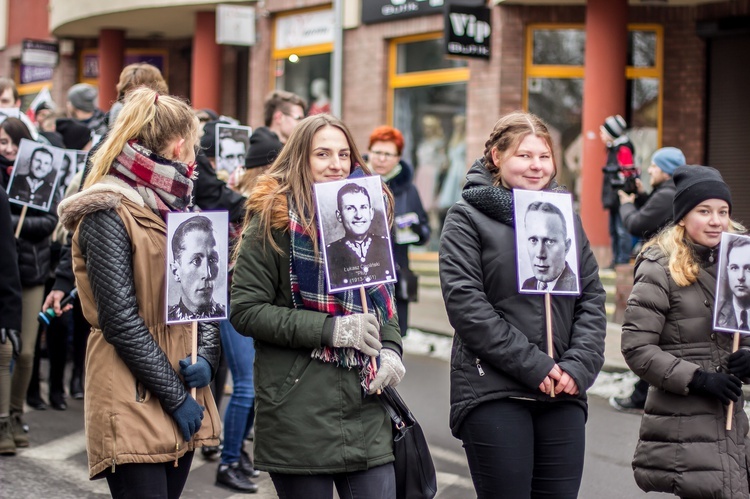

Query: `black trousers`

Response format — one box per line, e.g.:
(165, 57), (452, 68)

(460, 398), (586, 499)
(105, 451), (194, 499)
(270, 463), (396, 499)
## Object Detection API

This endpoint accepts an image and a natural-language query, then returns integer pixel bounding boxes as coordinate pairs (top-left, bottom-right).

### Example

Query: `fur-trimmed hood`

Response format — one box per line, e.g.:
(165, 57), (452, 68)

(58, 176), (146, 232)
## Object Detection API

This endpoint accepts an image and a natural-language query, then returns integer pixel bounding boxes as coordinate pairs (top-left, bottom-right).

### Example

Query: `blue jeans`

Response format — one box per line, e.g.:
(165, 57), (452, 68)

(219, 318), (255, 465)
(609, 209), (632, 265)
(459, 398), (586, 499)
(270, 463), (396, 499)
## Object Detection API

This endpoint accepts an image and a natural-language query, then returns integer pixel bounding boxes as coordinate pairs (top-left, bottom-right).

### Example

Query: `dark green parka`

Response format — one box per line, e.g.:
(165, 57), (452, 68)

(230, 206), (402, 475)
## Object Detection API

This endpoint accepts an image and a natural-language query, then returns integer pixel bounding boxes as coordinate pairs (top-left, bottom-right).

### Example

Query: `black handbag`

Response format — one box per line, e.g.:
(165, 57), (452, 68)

(380, 386), (438, 499)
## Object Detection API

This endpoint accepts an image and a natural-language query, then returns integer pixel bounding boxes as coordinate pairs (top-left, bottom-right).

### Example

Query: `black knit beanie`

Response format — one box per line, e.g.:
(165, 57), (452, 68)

(672, 165), (732, 223)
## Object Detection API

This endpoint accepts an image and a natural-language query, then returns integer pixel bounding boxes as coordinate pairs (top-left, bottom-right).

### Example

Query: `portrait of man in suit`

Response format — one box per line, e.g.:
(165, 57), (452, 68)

(325, 182), (394, 290)
(717, 235), (750, 331)
(8, 146), (57, 210)
(521, 201), (578, 292)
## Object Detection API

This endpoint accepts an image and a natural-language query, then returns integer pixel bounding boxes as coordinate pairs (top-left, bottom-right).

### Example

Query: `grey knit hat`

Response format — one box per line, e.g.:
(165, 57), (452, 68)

(67, 83), (98, 113)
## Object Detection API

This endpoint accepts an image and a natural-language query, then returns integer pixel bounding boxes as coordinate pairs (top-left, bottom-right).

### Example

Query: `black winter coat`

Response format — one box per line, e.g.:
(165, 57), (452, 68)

(439, 160), (607, 437)
(0, 187), (22, 331)
(619, 178), (675, 241)
(383, 160), (430, 274)
(1, 159), (57, 287)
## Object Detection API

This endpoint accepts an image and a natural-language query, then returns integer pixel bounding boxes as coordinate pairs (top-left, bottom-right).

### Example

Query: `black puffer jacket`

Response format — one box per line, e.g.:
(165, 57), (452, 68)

(0, 187), (22, 331)
(1, 158), (58, 287)
(439, 159), (607, 437)
(619, 178), (676, 240)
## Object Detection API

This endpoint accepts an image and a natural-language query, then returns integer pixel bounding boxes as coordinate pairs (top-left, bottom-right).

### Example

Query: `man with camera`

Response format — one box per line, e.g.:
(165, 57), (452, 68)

(609, 146), (685, 414)
(600, 114), (636, 269)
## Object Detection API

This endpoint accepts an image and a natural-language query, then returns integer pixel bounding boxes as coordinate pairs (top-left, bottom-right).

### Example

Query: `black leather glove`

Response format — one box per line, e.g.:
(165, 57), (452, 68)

(0, 328), (22, 359)
(727, 349), (750, 379)
(688, 370), (742, 405)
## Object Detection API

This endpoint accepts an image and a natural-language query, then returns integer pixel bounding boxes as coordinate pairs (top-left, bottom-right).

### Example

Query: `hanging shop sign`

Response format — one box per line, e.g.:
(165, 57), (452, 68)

(444, 4), (491, 59)
(216, 4), (256, 46)
(361, 0), (445, 25)
(20, 40), (58, 84)
(275, 9), (334, 51)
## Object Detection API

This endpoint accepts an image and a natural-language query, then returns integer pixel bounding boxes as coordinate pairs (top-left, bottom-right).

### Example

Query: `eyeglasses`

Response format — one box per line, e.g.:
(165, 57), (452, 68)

(282, 111), (305, 121)
(369, 150), (399, 159)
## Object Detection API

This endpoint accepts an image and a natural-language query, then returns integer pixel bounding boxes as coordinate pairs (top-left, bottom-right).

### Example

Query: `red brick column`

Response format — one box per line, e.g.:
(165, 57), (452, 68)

(191, 11), (221, 112)
(98, 29), (125, 111)
(580, 0), (628, 254)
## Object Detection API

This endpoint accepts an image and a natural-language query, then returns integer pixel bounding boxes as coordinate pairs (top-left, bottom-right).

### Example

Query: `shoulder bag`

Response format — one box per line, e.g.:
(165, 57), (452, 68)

(380, 386), (438, 499)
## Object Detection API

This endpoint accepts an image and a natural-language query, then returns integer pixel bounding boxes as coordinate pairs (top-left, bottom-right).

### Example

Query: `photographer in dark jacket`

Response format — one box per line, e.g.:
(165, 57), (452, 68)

(609, 146), (684, 414)
(0, 187), (23, 454)
(600, 114), (636, 268)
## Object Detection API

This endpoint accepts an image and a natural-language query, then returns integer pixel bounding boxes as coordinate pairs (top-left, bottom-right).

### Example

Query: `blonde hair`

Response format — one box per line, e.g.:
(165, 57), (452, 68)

(116, 63), (168, 101)
(241, 114), (394, 255)
(645, 220), (746, 286)
(483, 111), (556, 187)
(84, 88), (197, 188)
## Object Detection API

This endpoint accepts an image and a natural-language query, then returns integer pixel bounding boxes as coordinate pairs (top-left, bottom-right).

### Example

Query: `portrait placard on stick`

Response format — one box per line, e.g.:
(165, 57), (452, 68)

(215, 124), (252, 176)
(314, 176), (397, 294)
(165, 211), (229, 324)
(713, 232), (750, 334)
(6, 138), (65, 212)
(513, 189), (580, 296)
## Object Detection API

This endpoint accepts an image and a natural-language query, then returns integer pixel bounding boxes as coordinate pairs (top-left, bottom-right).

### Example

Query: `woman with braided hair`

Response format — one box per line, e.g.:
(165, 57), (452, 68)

(57, 87), (221, 498)
(439, 111), (606, 498)
(230, 114), (404, 498)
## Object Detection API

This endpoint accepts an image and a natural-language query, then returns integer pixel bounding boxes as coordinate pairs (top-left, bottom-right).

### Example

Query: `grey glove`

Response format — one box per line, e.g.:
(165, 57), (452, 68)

(331, 313), (381, 357)
(368, 348), (406, 394)
(0, 328), (21, 360)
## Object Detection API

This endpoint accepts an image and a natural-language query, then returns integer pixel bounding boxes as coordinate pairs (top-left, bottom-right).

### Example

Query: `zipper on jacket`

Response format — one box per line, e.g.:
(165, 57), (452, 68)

(174, 443), (180, 467)
(109, 415), (117, 473)
(475, 358), (486, 377)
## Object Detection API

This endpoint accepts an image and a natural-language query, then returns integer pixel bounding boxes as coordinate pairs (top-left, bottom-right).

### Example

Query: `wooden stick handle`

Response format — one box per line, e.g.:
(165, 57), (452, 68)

(191, 321), (198, 400)
(360, 286), (380, 393)
(14, 205), (27, 239)
(727, 331), (741, 431)
(545, 292), (555, 398)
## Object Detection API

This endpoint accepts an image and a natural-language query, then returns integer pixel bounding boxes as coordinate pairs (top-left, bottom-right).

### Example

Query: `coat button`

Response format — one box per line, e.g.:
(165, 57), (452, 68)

(710, 333), (716, 340)
(294, 379), (299, 384)
(704, 300), (710, 306)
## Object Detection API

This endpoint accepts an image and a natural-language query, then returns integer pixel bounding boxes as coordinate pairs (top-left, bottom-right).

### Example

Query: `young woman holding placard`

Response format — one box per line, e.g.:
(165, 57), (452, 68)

(621, 165), (750, 498)
(230, 114), (404, 498)
(57, 87), (221, 498)
(439, 111), (606, 498)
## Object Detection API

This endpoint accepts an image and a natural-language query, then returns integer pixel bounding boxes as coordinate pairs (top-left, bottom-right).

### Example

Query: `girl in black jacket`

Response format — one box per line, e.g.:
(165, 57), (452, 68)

(439, 112), (606, 498)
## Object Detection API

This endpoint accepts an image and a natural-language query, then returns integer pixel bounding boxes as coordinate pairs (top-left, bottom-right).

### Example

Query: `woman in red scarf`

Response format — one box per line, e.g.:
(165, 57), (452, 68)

(58, 87), (221, 498)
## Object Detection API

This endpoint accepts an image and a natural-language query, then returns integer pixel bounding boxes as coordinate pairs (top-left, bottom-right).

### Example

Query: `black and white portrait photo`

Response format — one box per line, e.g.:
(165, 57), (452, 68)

(215, 123), (252, 175)
(714, 232), (750, 334)
(514, 189), (580, 295)
(166, 211), (229, 324)
(6, 138), (65, 211)
(315, 176), (397, 293)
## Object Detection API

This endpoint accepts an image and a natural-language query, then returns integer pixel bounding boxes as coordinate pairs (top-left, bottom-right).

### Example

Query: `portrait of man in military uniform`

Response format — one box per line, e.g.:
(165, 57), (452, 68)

(315, 177), (396, 293)
(166, 212), (228, 323)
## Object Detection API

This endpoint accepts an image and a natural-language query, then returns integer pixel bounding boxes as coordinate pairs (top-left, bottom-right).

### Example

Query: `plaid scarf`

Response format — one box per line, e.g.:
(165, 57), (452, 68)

(110, 140), (194, 221)
(288, 196), (395, 390)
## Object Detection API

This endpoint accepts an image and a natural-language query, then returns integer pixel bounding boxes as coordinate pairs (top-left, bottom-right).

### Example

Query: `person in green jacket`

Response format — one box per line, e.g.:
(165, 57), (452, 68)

(230, 113), (405, 499)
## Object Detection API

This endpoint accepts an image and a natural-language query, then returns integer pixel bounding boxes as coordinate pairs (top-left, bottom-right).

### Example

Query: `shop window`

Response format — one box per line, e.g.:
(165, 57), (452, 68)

(274, 53), (331, 109)
(525, 24), (663, 200)
(389, 34), (470, 249)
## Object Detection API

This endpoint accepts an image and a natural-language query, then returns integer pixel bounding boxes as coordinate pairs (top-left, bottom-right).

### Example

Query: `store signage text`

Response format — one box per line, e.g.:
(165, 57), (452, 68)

(444, 5), (491, 59)
(362, 0), (444, 25)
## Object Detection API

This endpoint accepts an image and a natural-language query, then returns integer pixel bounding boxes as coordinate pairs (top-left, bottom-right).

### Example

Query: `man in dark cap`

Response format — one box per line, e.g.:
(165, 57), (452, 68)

(66, 83), (107, 136)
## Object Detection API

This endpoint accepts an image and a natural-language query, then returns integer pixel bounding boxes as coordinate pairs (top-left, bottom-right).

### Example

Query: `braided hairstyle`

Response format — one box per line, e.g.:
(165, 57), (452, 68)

(482, 111), (556, 187)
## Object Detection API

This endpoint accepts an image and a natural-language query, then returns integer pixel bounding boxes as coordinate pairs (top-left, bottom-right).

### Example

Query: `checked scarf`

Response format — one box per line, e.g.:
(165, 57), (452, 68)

(288, 196), (395, 390)
(110, 140), (194, 221)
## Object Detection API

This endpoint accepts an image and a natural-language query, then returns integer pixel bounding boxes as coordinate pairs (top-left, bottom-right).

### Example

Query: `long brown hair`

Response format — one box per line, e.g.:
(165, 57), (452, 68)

(84, 87), (197, 188)
(241, 114), (394, 255)
(482, 111), (556, 187)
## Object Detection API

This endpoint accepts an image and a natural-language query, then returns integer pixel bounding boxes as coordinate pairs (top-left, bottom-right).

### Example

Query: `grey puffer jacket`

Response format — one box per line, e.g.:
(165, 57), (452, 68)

(439, 160), (607, 437)
(621, 243), (750, 498)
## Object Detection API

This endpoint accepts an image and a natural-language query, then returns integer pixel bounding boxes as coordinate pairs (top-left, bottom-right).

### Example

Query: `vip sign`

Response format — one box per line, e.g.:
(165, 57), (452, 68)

(444, 5), (491, 59)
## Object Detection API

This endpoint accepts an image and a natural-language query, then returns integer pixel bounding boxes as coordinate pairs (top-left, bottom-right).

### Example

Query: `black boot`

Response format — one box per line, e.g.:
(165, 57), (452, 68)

(70, 370), (84, 400)
(239, 449), (261, 478)
(216, 462), (259, 493)
(49, 391), (67, 411)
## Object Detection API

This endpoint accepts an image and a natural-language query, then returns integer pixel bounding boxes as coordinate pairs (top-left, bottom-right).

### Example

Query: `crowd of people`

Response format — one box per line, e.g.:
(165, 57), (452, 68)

(1, 64), (749, 499)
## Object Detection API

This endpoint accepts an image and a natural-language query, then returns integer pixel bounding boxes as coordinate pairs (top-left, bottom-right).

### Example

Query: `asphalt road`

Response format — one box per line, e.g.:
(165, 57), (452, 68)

(1, 352), (670, 498)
